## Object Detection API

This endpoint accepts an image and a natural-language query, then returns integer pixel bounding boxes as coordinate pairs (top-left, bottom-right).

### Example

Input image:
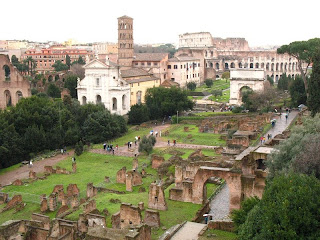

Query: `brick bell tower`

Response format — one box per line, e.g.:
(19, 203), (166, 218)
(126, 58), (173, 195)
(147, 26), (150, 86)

(117, 15), (134, 69)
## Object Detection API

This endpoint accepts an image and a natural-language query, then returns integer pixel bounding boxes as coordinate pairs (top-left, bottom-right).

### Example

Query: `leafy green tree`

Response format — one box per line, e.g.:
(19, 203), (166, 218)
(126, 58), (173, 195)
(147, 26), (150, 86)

(66, 55), (71, 69)
(222, 71), (230, 79)
(289, 75), (307, 107)
(308, 49), (320, 116)
(205, 79), (213, 88)
(267, 76), (274, 85)
(148, 135), (156, 146)
(72, 56), (86, 65)
(277, 73), (290, 90)
(128, 104), (150, 124)
(231, 197), (260, 232)
(277, 38), (320, 98)
(82, 111), (127, 143)
(239, 174), (320, 240)
(145, 87), (194, 119)
(211, 90), (222, 98)
(23, 57), (37, 76)
(47, 83), (61, 98)
(64, 74), (78, 98)
(31, 88), (38, 95)
(138, 135), (153, 154)
(75, 141), (84, 156)
(186, 81), (197, 91)
(268, 114), (320, 179)
(52, 60), (69, 71)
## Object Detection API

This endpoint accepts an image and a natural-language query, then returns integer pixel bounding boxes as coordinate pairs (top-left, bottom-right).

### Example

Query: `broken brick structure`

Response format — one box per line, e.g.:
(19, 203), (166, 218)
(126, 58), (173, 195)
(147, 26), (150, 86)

(151, 155), (165, 169)
(87, 182), (97, 198)
(169, 145), (270, 211)
(148, 183), (168, 211)
(144, 209), (160, 228)
(29, 170), (37, 179)
(119, 203), (142, 229)
(117, 167), (127, 184)
(0, 54), (31, 109)
(67, 183), (80, 197)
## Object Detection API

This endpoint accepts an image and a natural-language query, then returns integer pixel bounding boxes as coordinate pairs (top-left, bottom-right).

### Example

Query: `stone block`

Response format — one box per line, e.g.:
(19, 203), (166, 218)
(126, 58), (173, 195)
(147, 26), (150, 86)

(151, 155), (165, 169)
(117, 167), (127, 184)
(144, 209), (160, 227)
(148, 183), (167, 211)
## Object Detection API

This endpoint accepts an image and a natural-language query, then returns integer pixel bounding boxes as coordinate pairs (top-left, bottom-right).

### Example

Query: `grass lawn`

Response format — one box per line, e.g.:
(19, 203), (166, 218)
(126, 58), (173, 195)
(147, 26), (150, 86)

(92, 126), (153, 149)
(195, 79), (230, 92)
(1, 150), (218, 239)
(209, 89), (230, 103)
(163, 124), (225, 146)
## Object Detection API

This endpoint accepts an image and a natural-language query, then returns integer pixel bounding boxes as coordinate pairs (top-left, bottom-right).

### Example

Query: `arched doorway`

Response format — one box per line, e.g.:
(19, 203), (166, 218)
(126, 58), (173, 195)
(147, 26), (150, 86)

(122, 94), (127, 110)
(215, 63), (219, 70)
(16, 91), (23, 102)
(3, 65), (10, 80)
(4, 90), (12, 107)
(82, 96), (87, 105)
(239, 86), (253, 99)
(112, 97), (117, 110)
(238, 62), (242, 68)
(250, 63), (253, 68)
(255, 63), (259, 68)
(230, 62), (235, 68)
(96, 95), (101, 104)
(48, 75), (53, 82)
(192, 168), (242, 210)
(55, 75), (60, 81)
(224, 63), (229, 70)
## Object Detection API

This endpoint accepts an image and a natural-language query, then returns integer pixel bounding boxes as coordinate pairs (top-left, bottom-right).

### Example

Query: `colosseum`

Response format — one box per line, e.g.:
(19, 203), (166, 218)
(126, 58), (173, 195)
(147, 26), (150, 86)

(177, 32), (301, 83)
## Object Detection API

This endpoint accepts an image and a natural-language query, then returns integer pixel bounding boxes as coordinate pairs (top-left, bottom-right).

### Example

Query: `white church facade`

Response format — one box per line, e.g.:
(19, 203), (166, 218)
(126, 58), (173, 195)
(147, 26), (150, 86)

(77, 59), (130, 115)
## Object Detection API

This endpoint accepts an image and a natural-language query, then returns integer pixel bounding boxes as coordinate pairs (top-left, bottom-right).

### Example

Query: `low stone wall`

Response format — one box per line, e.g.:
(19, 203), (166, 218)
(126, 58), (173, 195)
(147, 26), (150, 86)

(208, 220), (234, 232)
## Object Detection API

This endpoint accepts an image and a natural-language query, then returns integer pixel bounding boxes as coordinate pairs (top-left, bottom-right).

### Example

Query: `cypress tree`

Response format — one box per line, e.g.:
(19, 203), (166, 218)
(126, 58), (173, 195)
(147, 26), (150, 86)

(308, 49), (320, 117)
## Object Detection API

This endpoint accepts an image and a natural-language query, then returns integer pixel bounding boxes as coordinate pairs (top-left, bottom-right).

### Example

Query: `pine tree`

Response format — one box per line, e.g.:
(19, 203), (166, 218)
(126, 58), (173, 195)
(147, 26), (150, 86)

(308, 49), (320, 116)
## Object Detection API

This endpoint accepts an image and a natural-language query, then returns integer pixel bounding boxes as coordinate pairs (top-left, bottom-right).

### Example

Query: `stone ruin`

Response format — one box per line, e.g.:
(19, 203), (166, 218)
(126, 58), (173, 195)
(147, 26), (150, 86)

(116, 167), (143, 192)
(148, 183), (168, 211)
(111, 203), (142, 229)
(117, 167), (127, 184)
(48, 193), (57, 211)
(44, 165), (71, 175)
(40, 194), (48, 212)
(87, 182), (98, 198)
(133, 158), (139, 170)
(144, 209), (160, 228)
(0, 192), (8, 204)
(169, 144), (272, 211)
(151, 154), (165, 169)
(72, 162), (77, 173)
(0, 194), (23, 213)
(12, 179), (23, 186)
(29, 170), (37, 179)
(67, 184), (80, 197)
(83, 199), (96, 214)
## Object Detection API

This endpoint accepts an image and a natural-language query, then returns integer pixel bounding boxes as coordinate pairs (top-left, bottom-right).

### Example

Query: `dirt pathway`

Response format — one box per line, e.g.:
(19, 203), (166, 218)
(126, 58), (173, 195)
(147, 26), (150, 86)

(0, 150), (74, 186)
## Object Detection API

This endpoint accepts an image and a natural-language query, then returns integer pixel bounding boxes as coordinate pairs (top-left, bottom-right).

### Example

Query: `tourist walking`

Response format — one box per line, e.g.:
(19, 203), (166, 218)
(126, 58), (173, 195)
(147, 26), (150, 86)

(168, 140), (170, 145)
(285, 113), (288, 122)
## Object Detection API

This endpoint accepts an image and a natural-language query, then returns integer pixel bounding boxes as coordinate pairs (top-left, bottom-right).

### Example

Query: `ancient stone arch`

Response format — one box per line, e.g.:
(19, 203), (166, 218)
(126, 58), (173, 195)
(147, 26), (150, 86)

(229, 69), (265, 105)
(192, 167), (242, 210)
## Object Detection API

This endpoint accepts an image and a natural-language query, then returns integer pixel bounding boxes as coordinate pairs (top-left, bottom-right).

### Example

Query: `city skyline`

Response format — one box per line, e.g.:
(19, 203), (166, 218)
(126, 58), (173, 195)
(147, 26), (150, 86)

(1, 0), (319, 47)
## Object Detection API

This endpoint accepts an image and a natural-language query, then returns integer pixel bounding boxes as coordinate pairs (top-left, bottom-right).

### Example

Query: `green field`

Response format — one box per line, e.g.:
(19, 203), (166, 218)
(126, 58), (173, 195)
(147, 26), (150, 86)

(195, 79), (230, 92)
(209, 89), (230, 103)
(164, 124), (225, 146)
(0, 149), (222, 239)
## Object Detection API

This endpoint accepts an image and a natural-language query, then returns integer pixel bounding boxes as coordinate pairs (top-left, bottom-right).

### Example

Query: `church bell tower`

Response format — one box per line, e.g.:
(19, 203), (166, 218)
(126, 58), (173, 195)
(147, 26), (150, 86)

(117, 15), (134, 69)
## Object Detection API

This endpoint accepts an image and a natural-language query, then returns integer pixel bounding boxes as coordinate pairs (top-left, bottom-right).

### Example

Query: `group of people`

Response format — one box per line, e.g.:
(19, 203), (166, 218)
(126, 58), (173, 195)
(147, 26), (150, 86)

(103, 143), (117, 155)
(167, 139), (177, 146)
(60, 146), (67, 155)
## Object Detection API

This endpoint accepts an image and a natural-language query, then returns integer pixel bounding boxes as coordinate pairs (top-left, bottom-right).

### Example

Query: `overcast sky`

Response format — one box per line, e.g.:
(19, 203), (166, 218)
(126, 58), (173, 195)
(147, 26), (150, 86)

(1, 0), (319, 47)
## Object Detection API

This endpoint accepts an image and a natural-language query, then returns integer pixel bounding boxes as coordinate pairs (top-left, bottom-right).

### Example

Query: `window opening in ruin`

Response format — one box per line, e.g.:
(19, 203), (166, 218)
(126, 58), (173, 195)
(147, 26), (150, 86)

(3, 65), (10, 80)
(4, 90), (12, 107)
(82, 96), (87, 104)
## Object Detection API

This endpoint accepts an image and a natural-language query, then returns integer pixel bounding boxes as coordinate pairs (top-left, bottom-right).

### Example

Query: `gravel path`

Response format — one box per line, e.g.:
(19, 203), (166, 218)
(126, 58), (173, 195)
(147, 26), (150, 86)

(171, 221), (206, 240)
(209, 184), (230, 221)
(0, 150), (74, 186)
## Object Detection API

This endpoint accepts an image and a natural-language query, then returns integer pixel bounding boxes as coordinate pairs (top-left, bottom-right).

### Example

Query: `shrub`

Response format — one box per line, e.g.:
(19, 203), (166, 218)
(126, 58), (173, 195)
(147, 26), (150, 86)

(186, 81), (197, 91)
(75, 141), (84, 156)
(205, 79), (213, 88)
(138, 136), (153, 154)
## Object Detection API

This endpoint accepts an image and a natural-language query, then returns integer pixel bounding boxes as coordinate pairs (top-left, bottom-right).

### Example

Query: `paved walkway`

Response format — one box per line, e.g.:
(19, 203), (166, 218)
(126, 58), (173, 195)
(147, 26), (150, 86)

(171, 221), (206, 240)
(263, 110), (298, 141)
(209, 184), (230, 221)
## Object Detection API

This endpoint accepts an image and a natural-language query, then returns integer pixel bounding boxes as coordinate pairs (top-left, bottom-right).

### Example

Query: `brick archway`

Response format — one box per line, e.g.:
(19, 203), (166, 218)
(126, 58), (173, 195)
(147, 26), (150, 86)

(192, 167), (242, 211)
